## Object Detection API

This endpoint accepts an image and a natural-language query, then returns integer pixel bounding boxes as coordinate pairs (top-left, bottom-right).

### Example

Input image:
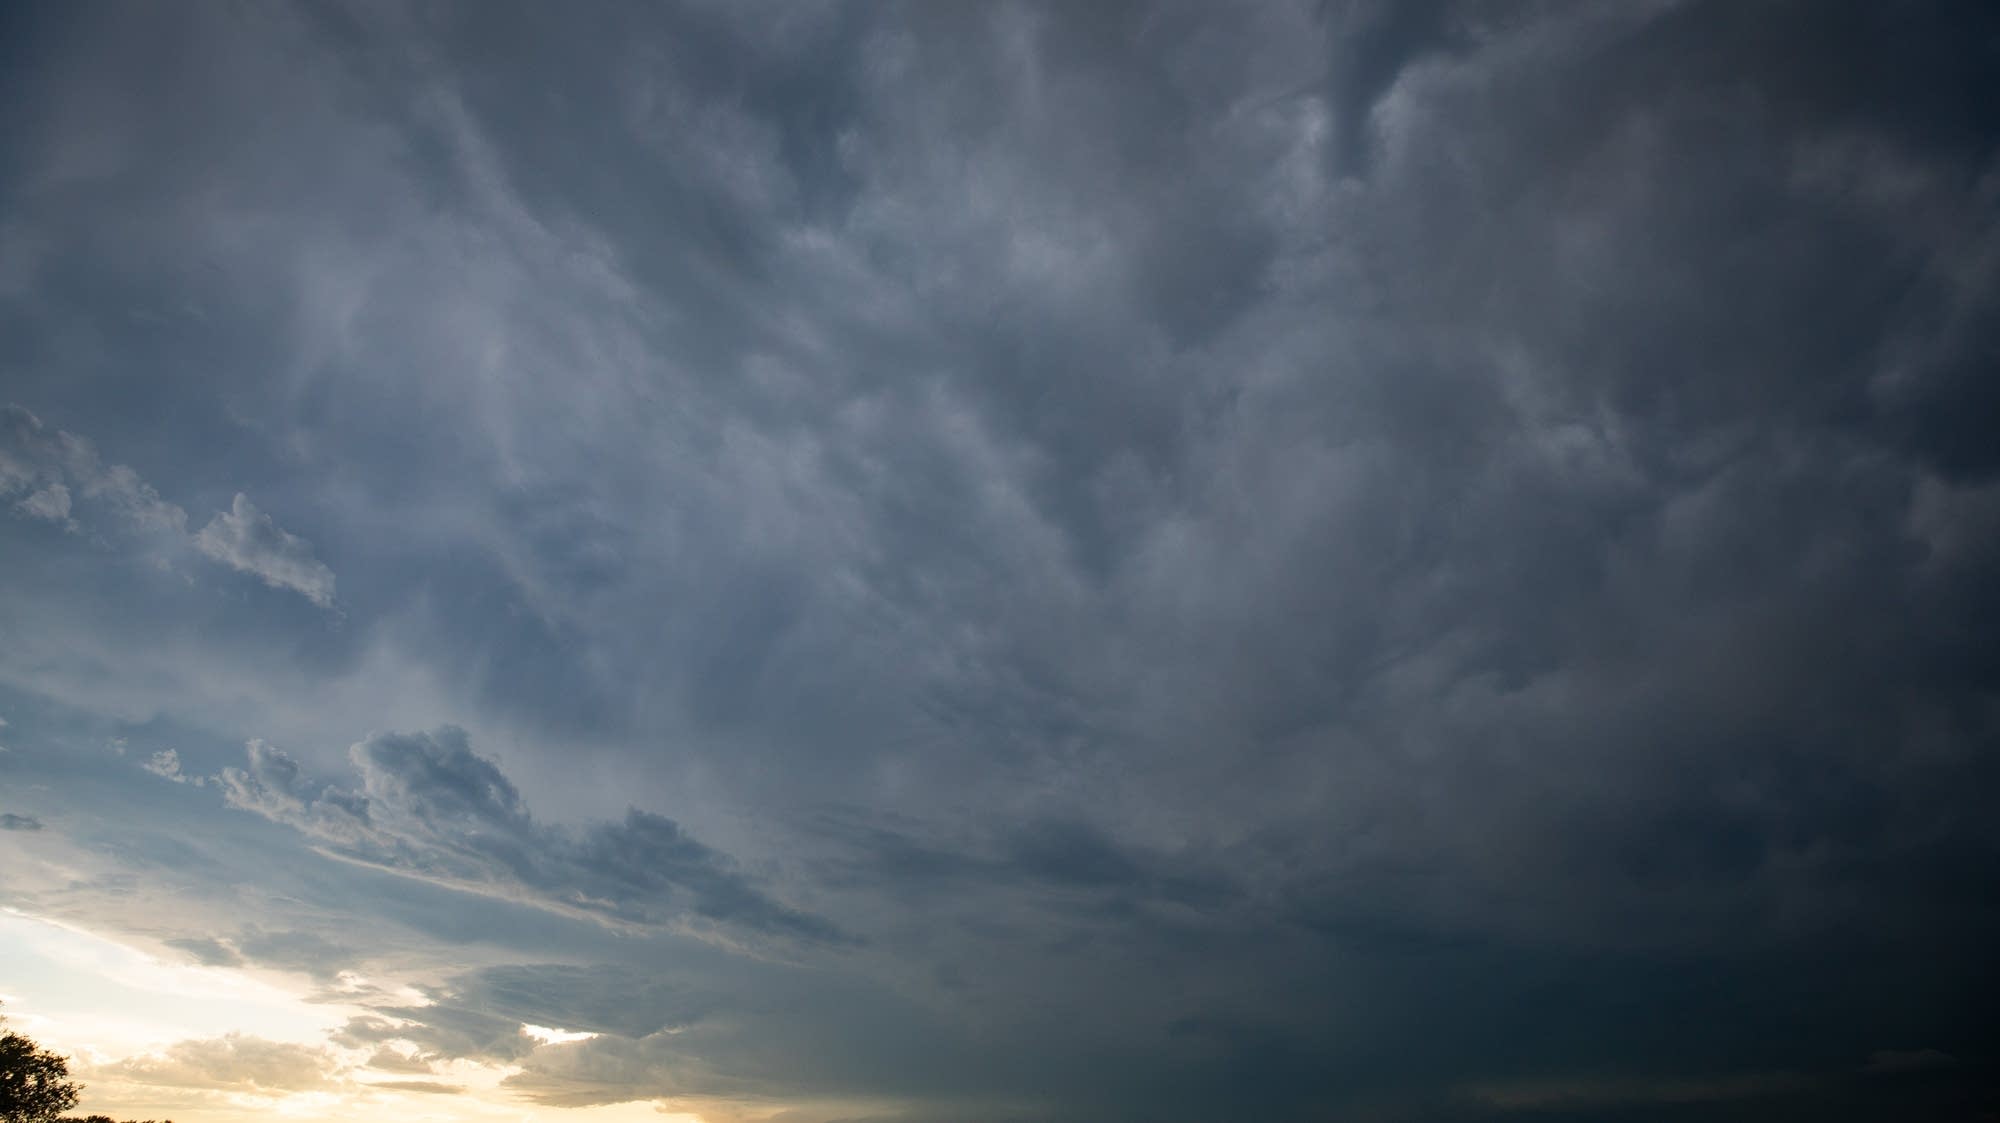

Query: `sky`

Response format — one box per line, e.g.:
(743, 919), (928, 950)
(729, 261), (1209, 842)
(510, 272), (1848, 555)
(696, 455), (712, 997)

(1, 1), (1997, 1121)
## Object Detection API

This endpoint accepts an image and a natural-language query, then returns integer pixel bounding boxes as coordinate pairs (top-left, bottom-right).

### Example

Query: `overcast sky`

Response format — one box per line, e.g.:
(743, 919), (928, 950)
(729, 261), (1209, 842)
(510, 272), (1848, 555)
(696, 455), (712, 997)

(2, 2), (1997, 1121)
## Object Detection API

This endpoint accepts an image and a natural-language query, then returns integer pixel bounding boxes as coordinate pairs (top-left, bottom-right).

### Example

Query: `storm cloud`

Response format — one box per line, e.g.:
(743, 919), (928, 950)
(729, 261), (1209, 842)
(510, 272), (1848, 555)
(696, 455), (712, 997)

(219, 729), (845, 946)
(1, 1), (1996, 1121)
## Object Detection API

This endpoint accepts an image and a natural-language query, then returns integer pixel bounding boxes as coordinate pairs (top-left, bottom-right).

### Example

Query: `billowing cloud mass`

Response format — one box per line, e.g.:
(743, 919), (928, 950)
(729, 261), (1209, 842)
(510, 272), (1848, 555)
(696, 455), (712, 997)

(0, 2), (1996, 1122)
(143, 747), (195, 784)
(0, 404), (188, 536)
(1, 405), (334, 607)
(100, 1034), (340, 1094)
(15, 482), (71, 524)
(194, 494), (337, 609)
(219, 730), (843, 945)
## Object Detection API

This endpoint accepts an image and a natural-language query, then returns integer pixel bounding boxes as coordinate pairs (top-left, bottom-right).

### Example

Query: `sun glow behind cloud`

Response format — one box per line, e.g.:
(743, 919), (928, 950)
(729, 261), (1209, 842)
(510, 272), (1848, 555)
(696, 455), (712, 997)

(0, 909), (341, 1057)
(0, 911), (703, 1123)
(521, 1024), (600, 1046)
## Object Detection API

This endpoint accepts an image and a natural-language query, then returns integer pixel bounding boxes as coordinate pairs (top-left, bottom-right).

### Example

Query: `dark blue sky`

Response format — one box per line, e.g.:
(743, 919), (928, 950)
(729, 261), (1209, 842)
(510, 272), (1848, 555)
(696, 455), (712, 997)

(2, 2), (1997, 1121)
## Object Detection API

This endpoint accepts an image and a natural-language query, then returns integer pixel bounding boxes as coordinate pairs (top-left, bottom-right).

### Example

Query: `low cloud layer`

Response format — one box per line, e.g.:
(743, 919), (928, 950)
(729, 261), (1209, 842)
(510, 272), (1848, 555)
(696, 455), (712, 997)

(100, 1034), (339, 1094)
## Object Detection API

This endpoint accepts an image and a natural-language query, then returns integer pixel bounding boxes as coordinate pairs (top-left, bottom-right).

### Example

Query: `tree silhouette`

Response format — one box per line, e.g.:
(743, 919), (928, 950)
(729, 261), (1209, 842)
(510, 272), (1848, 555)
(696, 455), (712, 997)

(0, 1009), (167, 1123)
(0, 1026), (79, 1123)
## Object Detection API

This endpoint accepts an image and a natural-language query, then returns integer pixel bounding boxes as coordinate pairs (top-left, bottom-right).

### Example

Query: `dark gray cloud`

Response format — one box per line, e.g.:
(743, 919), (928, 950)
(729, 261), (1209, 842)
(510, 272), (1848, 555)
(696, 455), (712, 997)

(332, 962), (717, 1067)
(163, 936), (243, 968)
(0, 813), (43, 831)
(219, 728), (845, 946)
(2, 0), (1997, 1120)
(232, 926), (356, 980)
(1863, 1048), (1959, 1077)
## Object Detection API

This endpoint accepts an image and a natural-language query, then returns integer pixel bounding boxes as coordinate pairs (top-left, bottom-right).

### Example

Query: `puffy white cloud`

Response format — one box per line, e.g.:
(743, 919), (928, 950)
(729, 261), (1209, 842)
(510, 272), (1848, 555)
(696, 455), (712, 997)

(0, 405), (187, 535)
(3, 405), (336, 608)
(14, 482), (70, 524)
(194, 493), (337, 609)
(142, 748), (195, 784)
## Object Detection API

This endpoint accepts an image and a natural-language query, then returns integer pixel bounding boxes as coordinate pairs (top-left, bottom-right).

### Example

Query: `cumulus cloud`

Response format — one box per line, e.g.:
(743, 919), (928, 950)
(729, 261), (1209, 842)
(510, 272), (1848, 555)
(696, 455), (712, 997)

(3, 405), (336, 608)
(142, 748), (194, 784)
(0, 404), (187, 535)
(100, 1033), (340, 1093)
(363, 1047), (436, 1075)
(194, 493), (337, 609)
(219, 728), (843, 944)
(14, 482), (71, 524)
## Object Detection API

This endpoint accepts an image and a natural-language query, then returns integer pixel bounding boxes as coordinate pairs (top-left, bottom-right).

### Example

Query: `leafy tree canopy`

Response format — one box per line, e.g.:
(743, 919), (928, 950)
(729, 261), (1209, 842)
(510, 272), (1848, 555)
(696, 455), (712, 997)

(0, 1028), (79, 1123)
(0, 1009), (168, 1123)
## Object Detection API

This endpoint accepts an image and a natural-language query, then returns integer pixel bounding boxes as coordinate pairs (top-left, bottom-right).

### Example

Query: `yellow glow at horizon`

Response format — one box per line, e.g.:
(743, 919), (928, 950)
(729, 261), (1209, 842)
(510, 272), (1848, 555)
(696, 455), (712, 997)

(0, 910), (728, 1123)
(0, 909), (347, 1057)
